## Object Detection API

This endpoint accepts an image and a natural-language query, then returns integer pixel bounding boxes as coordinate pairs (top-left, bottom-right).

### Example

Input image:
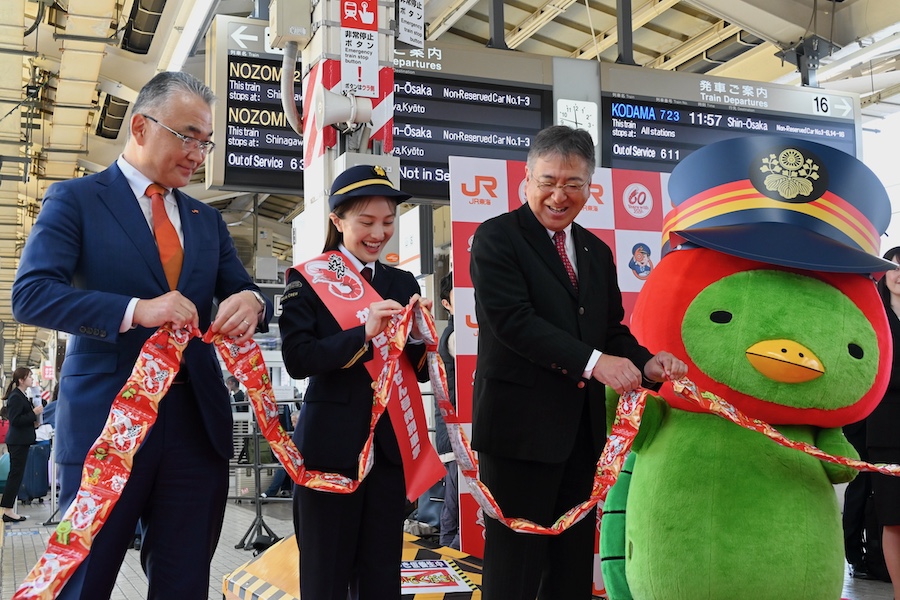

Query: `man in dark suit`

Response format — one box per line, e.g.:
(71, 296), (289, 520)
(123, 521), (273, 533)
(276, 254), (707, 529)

(470, 125), (687, 600)
(12, 71), (273, 599)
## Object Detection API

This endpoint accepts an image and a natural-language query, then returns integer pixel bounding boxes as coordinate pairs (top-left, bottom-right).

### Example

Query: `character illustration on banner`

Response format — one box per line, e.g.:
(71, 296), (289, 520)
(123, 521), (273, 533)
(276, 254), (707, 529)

(304, 256), (365, 300)
(140, 354), (168, 395)
(627, 243), (653, 280)
(109, 409), (141, 453)
(600, 136), (896, 600)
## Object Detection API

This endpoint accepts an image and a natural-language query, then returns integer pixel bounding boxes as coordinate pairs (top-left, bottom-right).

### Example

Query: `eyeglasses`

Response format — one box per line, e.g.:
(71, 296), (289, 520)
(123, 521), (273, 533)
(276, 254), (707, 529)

(141, 114), (215, 156)
(535, 180), (588, 197)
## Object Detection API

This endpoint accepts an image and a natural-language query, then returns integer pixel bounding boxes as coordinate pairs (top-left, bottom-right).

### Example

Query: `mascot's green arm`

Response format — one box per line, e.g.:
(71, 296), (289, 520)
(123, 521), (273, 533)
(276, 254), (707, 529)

(814, 426), (859, 484)
(604, 387), (667, 453)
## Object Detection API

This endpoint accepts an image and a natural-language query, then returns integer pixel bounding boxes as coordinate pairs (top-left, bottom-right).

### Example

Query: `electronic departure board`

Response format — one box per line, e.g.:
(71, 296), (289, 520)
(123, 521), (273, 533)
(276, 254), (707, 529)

(392, 44), (553, 199)
(207, 16), (305, 192)
(600, 63), (860, 174)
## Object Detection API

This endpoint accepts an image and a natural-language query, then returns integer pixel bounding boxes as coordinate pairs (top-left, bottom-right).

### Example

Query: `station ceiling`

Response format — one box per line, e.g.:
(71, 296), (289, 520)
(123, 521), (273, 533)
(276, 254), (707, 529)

(1, 0), (899, 376)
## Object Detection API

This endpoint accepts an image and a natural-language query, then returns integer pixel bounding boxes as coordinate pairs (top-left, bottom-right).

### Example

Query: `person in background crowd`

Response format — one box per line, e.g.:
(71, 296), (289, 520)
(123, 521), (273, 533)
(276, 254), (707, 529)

(0, 367), (43, 522)
(227, 375), (248, 413)
(280, 164), (434, 600)
(12, 70), (272, 599)
(867, 245), (900, 597)
(436, 271), (460, 549)
(261, 410), (300, 499)
(469, 125), (687, 600)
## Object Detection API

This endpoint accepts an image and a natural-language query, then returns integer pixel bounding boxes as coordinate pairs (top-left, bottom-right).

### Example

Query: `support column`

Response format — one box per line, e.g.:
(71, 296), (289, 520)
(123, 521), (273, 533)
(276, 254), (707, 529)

(292, 0), (398, 263)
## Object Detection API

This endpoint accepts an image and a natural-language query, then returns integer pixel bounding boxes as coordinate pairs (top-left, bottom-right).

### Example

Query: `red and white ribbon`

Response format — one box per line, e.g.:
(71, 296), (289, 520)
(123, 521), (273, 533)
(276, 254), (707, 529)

(16, 307), (896, 600)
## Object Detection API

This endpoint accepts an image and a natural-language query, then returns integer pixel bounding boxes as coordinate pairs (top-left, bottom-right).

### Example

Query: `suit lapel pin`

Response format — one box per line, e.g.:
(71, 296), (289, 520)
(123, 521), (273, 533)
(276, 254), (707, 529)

(191, 209), (199, 214)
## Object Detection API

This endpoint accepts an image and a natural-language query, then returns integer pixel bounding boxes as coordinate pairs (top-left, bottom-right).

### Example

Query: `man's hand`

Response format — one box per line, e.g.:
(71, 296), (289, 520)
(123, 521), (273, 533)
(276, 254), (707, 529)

(643, 351), (688, 383)
(211, 290), (263, 344)
(591, 353), (643, 395)
(133, 291), (199, 331)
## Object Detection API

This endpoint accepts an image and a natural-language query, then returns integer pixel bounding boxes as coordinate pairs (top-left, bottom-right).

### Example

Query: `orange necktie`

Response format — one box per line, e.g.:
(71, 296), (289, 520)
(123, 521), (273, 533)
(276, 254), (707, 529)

(146, 183), (183, 290)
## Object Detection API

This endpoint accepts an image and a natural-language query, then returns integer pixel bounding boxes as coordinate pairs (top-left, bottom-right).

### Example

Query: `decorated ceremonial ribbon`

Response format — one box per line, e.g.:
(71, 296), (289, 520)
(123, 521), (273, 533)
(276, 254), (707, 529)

(16, 304), (900, 599)
(15, 295), (446, 599)
(671, 379), (900, 476)
(437, 375), (900, 539)
(14, 325), (204, 599)
(435, 369), (648, 535)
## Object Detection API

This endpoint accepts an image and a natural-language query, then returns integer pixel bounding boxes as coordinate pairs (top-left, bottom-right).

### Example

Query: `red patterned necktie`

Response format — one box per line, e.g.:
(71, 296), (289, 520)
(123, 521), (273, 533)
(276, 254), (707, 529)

(553, 230), (578, 291)
(146, 183), (183, 290)
(361, 266), (373, 283)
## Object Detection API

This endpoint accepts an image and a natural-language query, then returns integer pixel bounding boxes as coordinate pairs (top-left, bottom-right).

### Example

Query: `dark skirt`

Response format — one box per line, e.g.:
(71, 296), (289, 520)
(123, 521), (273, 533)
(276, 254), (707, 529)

(868, 446), (900, 526)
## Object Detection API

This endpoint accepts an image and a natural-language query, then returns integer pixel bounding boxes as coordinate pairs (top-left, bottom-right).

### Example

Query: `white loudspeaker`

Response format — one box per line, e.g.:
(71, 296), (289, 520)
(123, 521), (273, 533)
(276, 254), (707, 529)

(314, 87), (373, 129)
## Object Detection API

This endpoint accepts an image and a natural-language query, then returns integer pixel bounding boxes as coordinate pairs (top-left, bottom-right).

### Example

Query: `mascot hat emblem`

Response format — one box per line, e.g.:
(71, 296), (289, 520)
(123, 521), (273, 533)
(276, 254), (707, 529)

(662, 135), (894, 273)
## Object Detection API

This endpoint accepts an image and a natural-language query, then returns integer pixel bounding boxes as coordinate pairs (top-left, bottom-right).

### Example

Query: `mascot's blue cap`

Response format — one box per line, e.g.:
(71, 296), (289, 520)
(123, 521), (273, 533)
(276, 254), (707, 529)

(329, 164), (411, 211)
(663, 135), (895, 273)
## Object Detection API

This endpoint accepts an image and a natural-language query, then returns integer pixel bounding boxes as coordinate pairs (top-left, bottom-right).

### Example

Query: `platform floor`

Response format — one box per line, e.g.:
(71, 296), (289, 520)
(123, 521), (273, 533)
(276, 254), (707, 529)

(0, 492), (296, 600)
(0, 492), (894, 599)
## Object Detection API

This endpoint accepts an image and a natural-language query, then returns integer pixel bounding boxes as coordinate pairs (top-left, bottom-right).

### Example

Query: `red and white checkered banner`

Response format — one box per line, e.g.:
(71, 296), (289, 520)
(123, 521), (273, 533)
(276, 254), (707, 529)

(302, 60), (338, 168)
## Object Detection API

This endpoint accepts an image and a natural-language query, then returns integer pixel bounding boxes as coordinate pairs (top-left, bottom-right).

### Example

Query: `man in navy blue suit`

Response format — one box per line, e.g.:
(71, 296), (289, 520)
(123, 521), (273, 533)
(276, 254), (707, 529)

(12, 71), (272, 599)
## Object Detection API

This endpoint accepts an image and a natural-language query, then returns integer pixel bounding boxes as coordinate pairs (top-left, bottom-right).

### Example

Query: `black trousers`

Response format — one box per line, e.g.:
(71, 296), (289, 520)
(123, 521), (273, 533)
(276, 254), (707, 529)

(843, 422), (870, 566)
(294, 445), (406, 600)
(1, 444), (30, 508)
(478, 404), (598, 600)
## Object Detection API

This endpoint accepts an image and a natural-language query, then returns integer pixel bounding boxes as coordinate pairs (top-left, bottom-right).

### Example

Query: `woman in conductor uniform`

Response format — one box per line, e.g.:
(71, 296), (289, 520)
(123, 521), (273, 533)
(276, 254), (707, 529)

(280, 164), (433, 600)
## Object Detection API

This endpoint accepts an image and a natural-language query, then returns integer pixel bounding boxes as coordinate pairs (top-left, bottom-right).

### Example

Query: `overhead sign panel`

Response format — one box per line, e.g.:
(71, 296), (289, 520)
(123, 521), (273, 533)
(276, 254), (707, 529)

(207, 15), (304, 193)
(600, 63), (861, 173)
(393, 43), (553, 199)
(397, 0), (424, 48)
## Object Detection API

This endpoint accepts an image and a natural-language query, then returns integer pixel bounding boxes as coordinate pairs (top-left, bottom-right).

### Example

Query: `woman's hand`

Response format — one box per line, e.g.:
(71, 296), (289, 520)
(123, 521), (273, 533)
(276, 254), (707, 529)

(365, 299), (404, 341)
(410, 293), (433, 313)
(409, 294), (433, 341)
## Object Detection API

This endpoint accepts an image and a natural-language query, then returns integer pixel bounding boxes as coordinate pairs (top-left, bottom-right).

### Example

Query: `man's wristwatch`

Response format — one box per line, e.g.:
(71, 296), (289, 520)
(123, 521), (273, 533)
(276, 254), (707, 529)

(248, 290), (266, 316)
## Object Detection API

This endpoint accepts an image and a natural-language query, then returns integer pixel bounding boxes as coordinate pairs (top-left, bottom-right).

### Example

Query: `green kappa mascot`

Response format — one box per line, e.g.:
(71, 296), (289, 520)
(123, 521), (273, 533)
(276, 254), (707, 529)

(599, 135), (895, 600)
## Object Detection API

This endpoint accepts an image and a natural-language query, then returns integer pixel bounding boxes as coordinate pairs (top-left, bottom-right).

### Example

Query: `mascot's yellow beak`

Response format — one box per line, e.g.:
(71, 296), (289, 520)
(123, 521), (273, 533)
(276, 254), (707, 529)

(745, 339), (825, 383)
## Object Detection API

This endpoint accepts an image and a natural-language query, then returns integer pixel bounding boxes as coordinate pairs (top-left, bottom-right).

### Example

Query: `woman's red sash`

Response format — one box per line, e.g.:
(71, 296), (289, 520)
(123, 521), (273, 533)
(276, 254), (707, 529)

(290, 252), (444, 501)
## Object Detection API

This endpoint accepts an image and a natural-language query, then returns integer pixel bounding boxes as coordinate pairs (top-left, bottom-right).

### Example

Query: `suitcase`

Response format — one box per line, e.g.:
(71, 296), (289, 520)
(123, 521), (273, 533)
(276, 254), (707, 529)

(17, 441), (50, 504)
(0, 452), (9, 494)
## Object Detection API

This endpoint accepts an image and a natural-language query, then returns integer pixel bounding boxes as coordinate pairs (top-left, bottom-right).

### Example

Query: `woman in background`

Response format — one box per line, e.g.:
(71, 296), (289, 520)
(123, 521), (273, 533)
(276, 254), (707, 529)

(1, 367), (43, 522)
(869, 245), (900, 598)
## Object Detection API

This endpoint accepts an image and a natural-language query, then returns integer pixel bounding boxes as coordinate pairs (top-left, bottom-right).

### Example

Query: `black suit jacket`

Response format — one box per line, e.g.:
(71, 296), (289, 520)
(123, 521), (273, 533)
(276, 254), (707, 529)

(867, 303), (900, 448)
(5, 389), (37, 446)
(280, 259), (428, 477)
(470, 204), (653, 463)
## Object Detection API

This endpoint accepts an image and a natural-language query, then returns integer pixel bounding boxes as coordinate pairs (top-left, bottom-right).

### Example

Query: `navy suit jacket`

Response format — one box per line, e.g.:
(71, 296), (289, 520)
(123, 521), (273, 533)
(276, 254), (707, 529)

(12, 162), (272, 465)
(280, 260), (428, 478)
(470, 203), (653, 464)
